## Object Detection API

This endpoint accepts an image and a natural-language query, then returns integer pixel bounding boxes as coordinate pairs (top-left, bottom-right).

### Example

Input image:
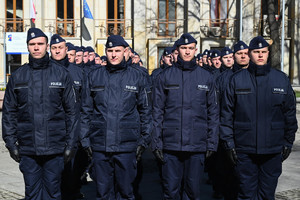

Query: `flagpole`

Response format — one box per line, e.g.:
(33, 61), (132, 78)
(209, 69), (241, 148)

(3, 31), (6, 86)
(80, 0), (83, 46)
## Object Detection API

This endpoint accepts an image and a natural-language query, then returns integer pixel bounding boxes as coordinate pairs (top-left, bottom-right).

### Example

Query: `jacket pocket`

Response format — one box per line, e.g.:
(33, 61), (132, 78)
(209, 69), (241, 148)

(235, 88), (252, 95)
(119, 122), (139, 145)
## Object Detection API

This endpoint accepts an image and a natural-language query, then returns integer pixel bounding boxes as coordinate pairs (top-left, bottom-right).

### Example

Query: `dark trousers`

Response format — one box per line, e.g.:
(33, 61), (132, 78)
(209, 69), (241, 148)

(19, 154), (64, 200)
(236, 153), (282, 200)
(93, 151), (137, 200)
(162, 151), (205, 200)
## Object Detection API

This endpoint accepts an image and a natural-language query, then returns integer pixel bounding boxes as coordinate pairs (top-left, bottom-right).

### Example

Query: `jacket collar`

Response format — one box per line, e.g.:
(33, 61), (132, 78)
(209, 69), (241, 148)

(175, 56), (197, 71)
(29, 53), (49, 69)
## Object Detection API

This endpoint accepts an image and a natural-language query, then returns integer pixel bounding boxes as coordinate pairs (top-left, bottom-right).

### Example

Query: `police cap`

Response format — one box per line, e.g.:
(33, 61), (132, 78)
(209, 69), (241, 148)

(105, 35), (127, 48)
(26, 28), (48, 44)
(66, 42), (76, 51)
(176, 33), (197, 47)
(249, 36), (269, 50)
(221, 47), (233, 57)
(233, 41), (249, 53)
(50, 34), (65, 46)
(211, 50), (221, 58)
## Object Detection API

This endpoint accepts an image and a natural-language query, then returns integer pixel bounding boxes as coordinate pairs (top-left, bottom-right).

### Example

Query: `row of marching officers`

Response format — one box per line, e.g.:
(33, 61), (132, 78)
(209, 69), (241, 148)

(2, 27), (298, 200)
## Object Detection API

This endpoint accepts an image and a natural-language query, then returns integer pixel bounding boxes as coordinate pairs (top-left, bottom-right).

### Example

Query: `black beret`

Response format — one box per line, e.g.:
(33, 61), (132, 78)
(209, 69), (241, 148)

(75, 46), (84, 53)
(50, 34), (65, 46)
(163, 47), (173, 56)
(249, 36), (269, 50)
(100, 56), (107, 62)
(85, 46), (94, 52)
(221, 47), (233, 57)
(27, 28), (48, 44)
(66, 42), (76, 51)
(202, 49), (210, 56)
(211, 50), (221, 58)
(172, 40), (178, 52)
(106, 35), (127, 48)
(95, 53), (100, 58)
(233, 41), (249, 53)
(176, 33), (197, 47)
(197, 53), (203, 60)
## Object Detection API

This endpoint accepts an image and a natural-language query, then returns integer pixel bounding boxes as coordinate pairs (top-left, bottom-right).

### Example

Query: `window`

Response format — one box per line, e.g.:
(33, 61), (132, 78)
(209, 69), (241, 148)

(6, 0), (23, 32)
(56, 0), (74, 36)
(209, 0), (228, 37)
(107, 0), (125, 36)
(158, 0), (176, 37)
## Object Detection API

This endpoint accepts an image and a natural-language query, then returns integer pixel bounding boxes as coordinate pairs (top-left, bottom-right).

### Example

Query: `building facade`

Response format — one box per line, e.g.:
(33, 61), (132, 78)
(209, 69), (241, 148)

(0, 0), (299, 87)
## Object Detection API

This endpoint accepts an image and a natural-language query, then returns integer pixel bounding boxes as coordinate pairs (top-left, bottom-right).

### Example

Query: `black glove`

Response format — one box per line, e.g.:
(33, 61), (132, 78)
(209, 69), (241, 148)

(64, 147), (76, 165)
(85, 146), (93, 160)
(153, 149), (165, 165)
(205, 150), (214, 159)
(9, 147), (20, 163)
(281, 146), (291, 161)
(136, 146), (145, 162)
(226, 148), (238, 166)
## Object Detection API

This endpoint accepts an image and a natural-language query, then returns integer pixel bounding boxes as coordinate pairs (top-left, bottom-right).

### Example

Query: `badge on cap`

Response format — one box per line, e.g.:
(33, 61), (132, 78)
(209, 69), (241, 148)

(215, 53), (217, 57)
(258, 43), (262, 48)
(226, 51), (229, 54)
(240, 45), (244, 50)
(31, 32), (35, 38)
(109, 42), (113, 47)
(185, 38), (189, 44)
(56, 38), (59, 43)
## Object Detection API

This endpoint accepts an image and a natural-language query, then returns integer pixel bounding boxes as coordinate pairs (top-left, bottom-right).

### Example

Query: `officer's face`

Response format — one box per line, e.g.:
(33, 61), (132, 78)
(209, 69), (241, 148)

(95, 57), (101, 64)
(198, 58), (203, 67)
(172, 50), (179, 62)
(222, 53), (234, 68)
(83, 52), (89, 63)
(212, 56), (222, 68)
(75, 51), (83, 64)
(249, 47), (269, 66)
(124, 47), (130, 61)
(234, 49), (250, 66)
(202, 55), (208, 64)
(67, 50), (76, 63)
(106, 46), (126, 65)
(50, 42), (67, 61)
(27, 37), (49, 59)
(89, 52), (95, 62)
(162, 55), (173, 66)
(178, 43), (197, 62)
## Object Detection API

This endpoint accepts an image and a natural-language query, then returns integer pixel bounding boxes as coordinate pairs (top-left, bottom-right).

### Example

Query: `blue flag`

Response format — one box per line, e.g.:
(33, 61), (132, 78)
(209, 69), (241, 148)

(83, 0), (93, 19)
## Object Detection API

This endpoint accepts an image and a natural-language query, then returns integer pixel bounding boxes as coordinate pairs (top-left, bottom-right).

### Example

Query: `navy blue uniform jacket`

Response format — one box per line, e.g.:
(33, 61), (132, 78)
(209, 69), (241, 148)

(80, 60), (152, 152)
(2, 54), (78, 155)
(152, 57), (219, 152)
(220, 62), (297, 154)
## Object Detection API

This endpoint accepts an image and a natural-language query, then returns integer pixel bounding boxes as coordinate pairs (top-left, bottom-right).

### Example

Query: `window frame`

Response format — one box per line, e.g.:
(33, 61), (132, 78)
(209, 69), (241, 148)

(157, 0), (177, 37)
(5, 0), (24, 32)
(56, 0), (75, 37)
(106, 0), (126, 36)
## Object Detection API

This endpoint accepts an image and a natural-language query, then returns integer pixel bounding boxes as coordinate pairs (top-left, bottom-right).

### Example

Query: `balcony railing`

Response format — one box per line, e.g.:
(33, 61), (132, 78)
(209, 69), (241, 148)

(147, 19), (185, 37)
(199, 18), (238, 38)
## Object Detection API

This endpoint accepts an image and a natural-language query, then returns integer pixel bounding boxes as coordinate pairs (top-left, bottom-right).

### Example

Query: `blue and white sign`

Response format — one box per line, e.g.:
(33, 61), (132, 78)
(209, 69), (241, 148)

(6, 32), (52, 54)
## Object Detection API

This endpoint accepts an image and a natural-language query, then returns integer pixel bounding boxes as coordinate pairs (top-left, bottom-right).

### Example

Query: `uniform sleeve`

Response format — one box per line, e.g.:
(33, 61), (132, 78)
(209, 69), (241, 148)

(62, 73), (79, 148)
(137, 73), (153, 148)
(2, 76), (18, 150)
(220, 76), (236, 150)
(206, 77), (220, 151)
(79, 74), (93, 148)
(282, 83), (298, 148)
(151, 73), (166, 151)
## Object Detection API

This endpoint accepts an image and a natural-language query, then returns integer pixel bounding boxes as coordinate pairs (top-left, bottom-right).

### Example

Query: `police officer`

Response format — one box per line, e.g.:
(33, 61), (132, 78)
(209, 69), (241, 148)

(220, 36), (298, 200)
(66, 42), (76, 63)
(95, 53), (101, 65)
(80, 35), (152, 199)
(234, 40), (250, 69)
(220, 47), (234, 72)
(2, 28), (78, 200)
(50, 34), (85, 200)
(196, 53), (203, 67)
(75, 46), (84, 67)
(151, 47), (173, 82)
(152, 33), (219, 199)
(100, 56), (107, 66)
(171, 40), (179, 63)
